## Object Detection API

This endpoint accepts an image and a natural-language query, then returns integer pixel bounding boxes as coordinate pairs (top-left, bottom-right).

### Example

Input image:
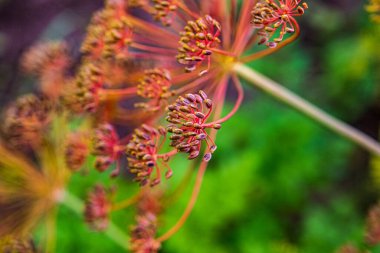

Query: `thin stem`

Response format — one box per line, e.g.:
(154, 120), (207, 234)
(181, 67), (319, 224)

(61, 190), (130, 250)
(112, 192), (141, 211)
(157, 160), (207, 242)
(233, 62), (380, 156)
(44, 207), (57, 253)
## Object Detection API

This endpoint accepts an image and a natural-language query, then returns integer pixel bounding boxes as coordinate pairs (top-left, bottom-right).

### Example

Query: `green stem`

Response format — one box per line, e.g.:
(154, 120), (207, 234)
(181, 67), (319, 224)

(61, 190), (130, 250)
(233, 62), (380, 156)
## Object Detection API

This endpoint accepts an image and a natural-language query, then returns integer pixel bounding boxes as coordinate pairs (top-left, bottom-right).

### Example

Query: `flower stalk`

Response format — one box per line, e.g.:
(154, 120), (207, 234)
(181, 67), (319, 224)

(233, 62), (380, 156)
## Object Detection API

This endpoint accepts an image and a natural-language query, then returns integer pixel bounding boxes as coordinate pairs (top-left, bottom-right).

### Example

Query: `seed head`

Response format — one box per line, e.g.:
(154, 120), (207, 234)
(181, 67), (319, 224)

(126, 124), (168, 187)
(84, 185), (112, 231)
(177, 15), (221, 74)
(92, 123), (121, 175)
(336, 245), (360, 253)
(166, 90), (220, 161)
(251, 0), (308, 48)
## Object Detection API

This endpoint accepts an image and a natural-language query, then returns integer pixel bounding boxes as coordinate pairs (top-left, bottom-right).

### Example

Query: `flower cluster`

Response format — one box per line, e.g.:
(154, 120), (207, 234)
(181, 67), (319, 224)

(177, 15), (221, 74)
(135, 68), (173, 111)
(65, 132), (90, 172)
(81, 0), (133, 61)
(151, 0), (178, 26)
(251, 0), (308, 47)
(92, 124), (122, 177)
(84, 185), (112, 231)
(2, 94), (52, 149)
(166, 90), (221, 161)
(126, 124), (170, 187)
(129, 191), (162, 253)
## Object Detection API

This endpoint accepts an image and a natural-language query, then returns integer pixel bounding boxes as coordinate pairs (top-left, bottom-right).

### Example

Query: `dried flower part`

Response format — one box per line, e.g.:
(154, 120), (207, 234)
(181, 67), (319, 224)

(151, 0), (178, 26)
(84, 185), (112, 231)
(81, 0), (133, 61)
(2, 94), (52, 149)
(135, 68), (173, 111)
(251, 0), (308, 48)
(21, 41), (69, 76)
(65, 133), (90, 172)
(92, 123), (121, 174)
(0, 236), (37, 253)
(63, 62), (104, 113)
(177, 15), (221, 74)
(335, 244), (361, 253)
(166, 90), (220, 161)
(126, 124), (169, 187)
(366, 0), (380, 22)
(365, 202), (380, 245)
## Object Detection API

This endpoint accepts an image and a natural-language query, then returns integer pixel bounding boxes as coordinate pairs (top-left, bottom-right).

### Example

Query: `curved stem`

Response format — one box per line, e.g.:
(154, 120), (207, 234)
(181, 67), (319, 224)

(157, 160), (208, 242)
(112, 192), (141, 211)
(233, 62), (380, 156)
(61, 190), (130, 250)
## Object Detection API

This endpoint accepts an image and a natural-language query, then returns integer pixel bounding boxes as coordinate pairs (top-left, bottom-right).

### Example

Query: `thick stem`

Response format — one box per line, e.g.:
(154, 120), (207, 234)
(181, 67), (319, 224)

(61, 190), (130, 250)
(233, 62), (380, 156)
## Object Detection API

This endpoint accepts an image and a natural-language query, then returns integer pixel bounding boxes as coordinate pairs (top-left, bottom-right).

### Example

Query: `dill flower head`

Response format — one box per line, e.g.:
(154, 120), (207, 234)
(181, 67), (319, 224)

(126, 124), (170, 187)
(129, 190), (162, 253)
(65, 132), (90, 172)
(20, 41), (69, 76)
(84, 185), (112, 231)
(92, 123), (122, 176)
(176, 15), (221, 74)
(135, 68), (174, 111)
(251, 0), (308, 48)
(166, 90), (221, 162)
(2, 94), (52, 149)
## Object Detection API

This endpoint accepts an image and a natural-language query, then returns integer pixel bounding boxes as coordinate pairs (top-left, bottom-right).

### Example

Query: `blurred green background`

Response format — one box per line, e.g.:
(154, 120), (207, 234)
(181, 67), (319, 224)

(1, 0), (380, 252)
